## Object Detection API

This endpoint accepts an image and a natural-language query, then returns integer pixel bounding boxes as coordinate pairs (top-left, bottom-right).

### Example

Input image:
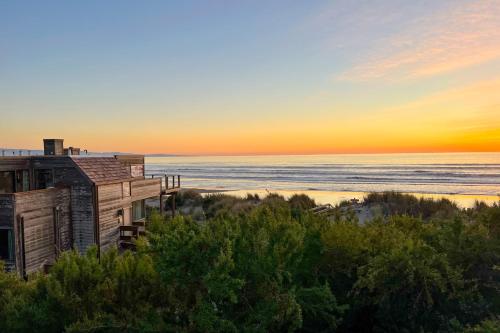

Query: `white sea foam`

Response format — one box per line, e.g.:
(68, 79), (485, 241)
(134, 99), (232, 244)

(145, 153), (500, 196)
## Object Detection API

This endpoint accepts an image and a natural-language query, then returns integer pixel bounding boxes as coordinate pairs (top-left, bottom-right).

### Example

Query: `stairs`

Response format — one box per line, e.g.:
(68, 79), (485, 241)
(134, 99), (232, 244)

(119, 220), (147, 250)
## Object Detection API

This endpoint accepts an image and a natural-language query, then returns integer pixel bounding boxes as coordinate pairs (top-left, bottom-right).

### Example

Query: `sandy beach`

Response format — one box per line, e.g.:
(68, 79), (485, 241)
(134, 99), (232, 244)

(185, 188), (499, 208)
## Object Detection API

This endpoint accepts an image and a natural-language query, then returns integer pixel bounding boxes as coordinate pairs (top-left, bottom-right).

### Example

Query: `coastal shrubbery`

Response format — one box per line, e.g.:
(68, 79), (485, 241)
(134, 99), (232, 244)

(176, 190), (317, 221)
(364, 191), (460, 219)
(0, 192), (499, 332)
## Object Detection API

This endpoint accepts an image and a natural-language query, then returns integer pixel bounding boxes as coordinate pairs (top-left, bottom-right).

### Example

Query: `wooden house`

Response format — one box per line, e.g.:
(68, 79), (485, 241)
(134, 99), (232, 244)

(0, 139), (180, 276)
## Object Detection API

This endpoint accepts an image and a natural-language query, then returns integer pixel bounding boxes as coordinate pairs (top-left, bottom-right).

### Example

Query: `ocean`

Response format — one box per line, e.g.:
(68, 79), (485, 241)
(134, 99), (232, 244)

(145, 153), (500, 207)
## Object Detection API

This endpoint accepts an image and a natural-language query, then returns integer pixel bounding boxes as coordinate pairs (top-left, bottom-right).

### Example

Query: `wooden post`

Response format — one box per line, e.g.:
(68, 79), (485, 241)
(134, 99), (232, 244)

(16, 215), (26, 279)
(177, 175), (180, 188)
(171, 194), (176, 217)
(159, 194), (164, 215)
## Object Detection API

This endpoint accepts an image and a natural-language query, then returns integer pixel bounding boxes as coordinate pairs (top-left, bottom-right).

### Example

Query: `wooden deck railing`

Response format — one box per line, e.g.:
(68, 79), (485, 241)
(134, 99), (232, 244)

(119, 225), (138, 241)
(149, 174), (181, 191)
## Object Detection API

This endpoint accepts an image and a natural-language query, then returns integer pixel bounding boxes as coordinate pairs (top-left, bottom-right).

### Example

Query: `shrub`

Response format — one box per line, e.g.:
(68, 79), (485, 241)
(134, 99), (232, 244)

(288, 194), (316, 210)
(0, 193), (498, 332)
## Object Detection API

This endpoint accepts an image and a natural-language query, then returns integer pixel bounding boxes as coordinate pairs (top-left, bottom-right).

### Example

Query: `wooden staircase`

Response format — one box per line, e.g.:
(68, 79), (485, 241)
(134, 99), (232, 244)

(119, 220), (147, 250)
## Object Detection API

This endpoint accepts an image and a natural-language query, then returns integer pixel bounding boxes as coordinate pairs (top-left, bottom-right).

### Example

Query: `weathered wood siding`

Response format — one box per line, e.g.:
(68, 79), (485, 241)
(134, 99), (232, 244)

(14, 188), (71, 275)
(122, 182), (132, 226)
(97, 183), (130, 252)
(55, 164), (94, 253)
(131, 178), (161, 201)
(114, 155), (145, 178)
(114, 155), (145, 165)
(2, 156), (162, 267)
(31, 157), (95, 253)
(130, 165), (144, 177)
(0, 157), (30, 172)
(70, 185), (95, 253)
(97, 179), (161, 252)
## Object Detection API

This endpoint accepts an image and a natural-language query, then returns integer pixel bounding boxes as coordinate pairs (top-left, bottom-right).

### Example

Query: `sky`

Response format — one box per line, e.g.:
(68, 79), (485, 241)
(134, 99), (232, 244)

(1, 0), (499, 155)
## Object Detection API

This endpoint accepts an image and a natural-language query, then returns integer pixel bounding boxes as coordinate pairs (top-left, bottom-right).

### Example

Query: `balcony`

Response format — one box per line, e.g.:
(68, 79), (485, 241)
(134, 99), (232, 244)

(148, 174), (181, 193)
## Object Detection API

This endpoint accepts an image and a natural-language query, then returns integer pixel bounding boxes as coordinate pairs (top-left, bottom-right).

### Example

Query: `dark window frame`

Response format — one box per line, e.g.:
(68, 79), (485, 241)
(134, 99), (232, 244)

(0, 228), (15, 262)
(35, 169), (54, 190)
(0, 171), (15, 194)
(15, 169), (30, 192)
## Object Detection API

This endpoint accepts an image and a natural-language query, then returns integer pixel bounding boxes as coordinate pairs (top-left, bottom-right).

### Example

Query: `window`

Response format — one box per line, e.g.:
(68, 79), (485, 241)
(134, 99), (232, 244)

(0, 170), (29, 193)
(0, 229), (14, 262)
(22, 170), (29, 191)
(0, 171), (15, 194)
(131, 164), (144, 177)
(35, 169), (54, 189)
(15, 170), (30, 192)
(132, 200), (145, 221)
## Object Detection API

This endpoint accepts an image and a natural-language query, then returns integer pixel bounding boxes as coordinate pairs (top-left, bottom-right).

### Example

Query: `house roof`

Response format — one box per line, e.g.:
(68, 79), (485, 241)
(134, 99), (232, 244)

(71, 157), (133, 185)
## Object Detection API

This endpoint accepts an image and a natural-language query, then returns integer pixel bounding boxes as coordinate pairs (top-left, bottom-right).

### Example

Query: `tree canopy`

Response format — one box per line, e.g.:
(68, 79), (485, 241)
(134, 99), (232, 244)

(0, 192), (499, 332)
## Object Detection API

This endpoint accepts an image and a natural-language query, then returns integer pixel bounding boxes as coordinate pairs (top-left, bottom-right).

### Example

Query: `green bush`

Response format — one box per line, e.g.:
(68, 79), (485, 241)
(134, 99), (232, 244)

(175, 189), (204, 207)
(288, 194), (316, 209)
(364, 191), (459, 219)
(0, 193), (498, 332)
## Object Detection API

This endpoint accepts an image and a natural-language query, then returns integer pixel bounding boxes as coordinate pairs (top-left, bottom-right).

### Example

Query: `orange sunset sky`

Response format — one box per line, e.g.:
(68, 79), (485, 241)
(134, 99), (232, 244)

(1, 1), (499, 155)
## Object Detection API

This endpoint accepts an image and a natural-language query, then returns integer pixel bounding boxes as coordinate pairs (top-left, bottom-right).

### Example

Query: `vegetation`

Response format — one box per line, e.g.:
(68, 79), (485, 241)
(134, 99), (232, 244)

(364, 191), (460, 219)
(0, 192), (499, 332)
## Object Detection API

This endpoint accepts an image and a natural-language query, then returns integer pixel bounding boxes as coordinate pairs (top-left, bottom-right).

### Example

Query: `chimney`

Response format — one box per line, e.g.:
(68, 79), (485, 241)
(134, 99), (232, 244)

(71, 147), (81, 155)
(64, 147), (81, 156)
(43, 139), (64, 156)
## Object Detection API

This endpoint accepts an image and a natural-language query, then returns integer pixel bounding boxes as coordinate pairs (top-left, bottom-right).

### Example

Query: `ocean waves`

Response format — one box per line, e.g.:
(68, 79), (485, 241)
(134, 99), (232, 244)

(145, 153), (500, 195)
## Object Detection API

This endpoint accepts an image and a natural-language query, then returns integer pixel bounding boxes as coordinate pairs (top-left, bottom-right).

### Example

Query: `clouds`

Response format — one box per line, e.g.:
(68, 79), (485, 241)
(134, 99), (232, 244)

(336, 0), (500, 81)
(1, 1), (499, 154)
(380, 78), (500, 125)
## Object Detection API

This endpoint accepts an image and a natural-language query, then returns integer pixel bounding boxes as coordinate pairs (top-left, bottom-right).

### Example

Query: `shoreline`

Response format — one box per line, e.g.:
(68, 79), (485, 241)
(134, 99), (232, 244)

(184, 188), (499, 208)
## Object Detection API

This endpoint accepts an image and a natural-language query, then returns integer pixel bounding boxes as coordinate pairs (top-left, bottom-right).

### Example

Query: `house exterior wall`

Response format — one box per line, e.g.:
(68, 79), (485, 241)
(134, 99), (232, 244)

(13, 187), (72, 275)
(31, 157), (95, 253)
(96, 178), (161, 252)
(131, 178), (162, 201)
(114, 155), (145, 178)
(1, 153), (170, 275)
(0, 158), (30, 172)
(0, 158), (31, 195)
(97, 182), (130, 252)
(70, 185), (95, 253)
(43, 139), (64, 156)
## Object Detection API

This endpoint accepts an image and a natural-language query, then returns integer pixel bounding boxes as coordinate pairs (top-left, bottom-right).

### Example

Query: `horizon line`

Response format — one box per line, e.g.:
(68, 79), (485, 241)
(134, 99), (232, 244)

(2, 148), (499, 158)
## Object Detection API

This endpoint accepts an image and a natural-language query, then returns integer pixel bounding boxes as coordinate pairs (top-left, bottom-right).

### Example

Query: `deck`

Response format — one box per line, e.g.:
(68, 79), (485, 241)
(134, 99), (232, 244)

(148, 174), (182, 194)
